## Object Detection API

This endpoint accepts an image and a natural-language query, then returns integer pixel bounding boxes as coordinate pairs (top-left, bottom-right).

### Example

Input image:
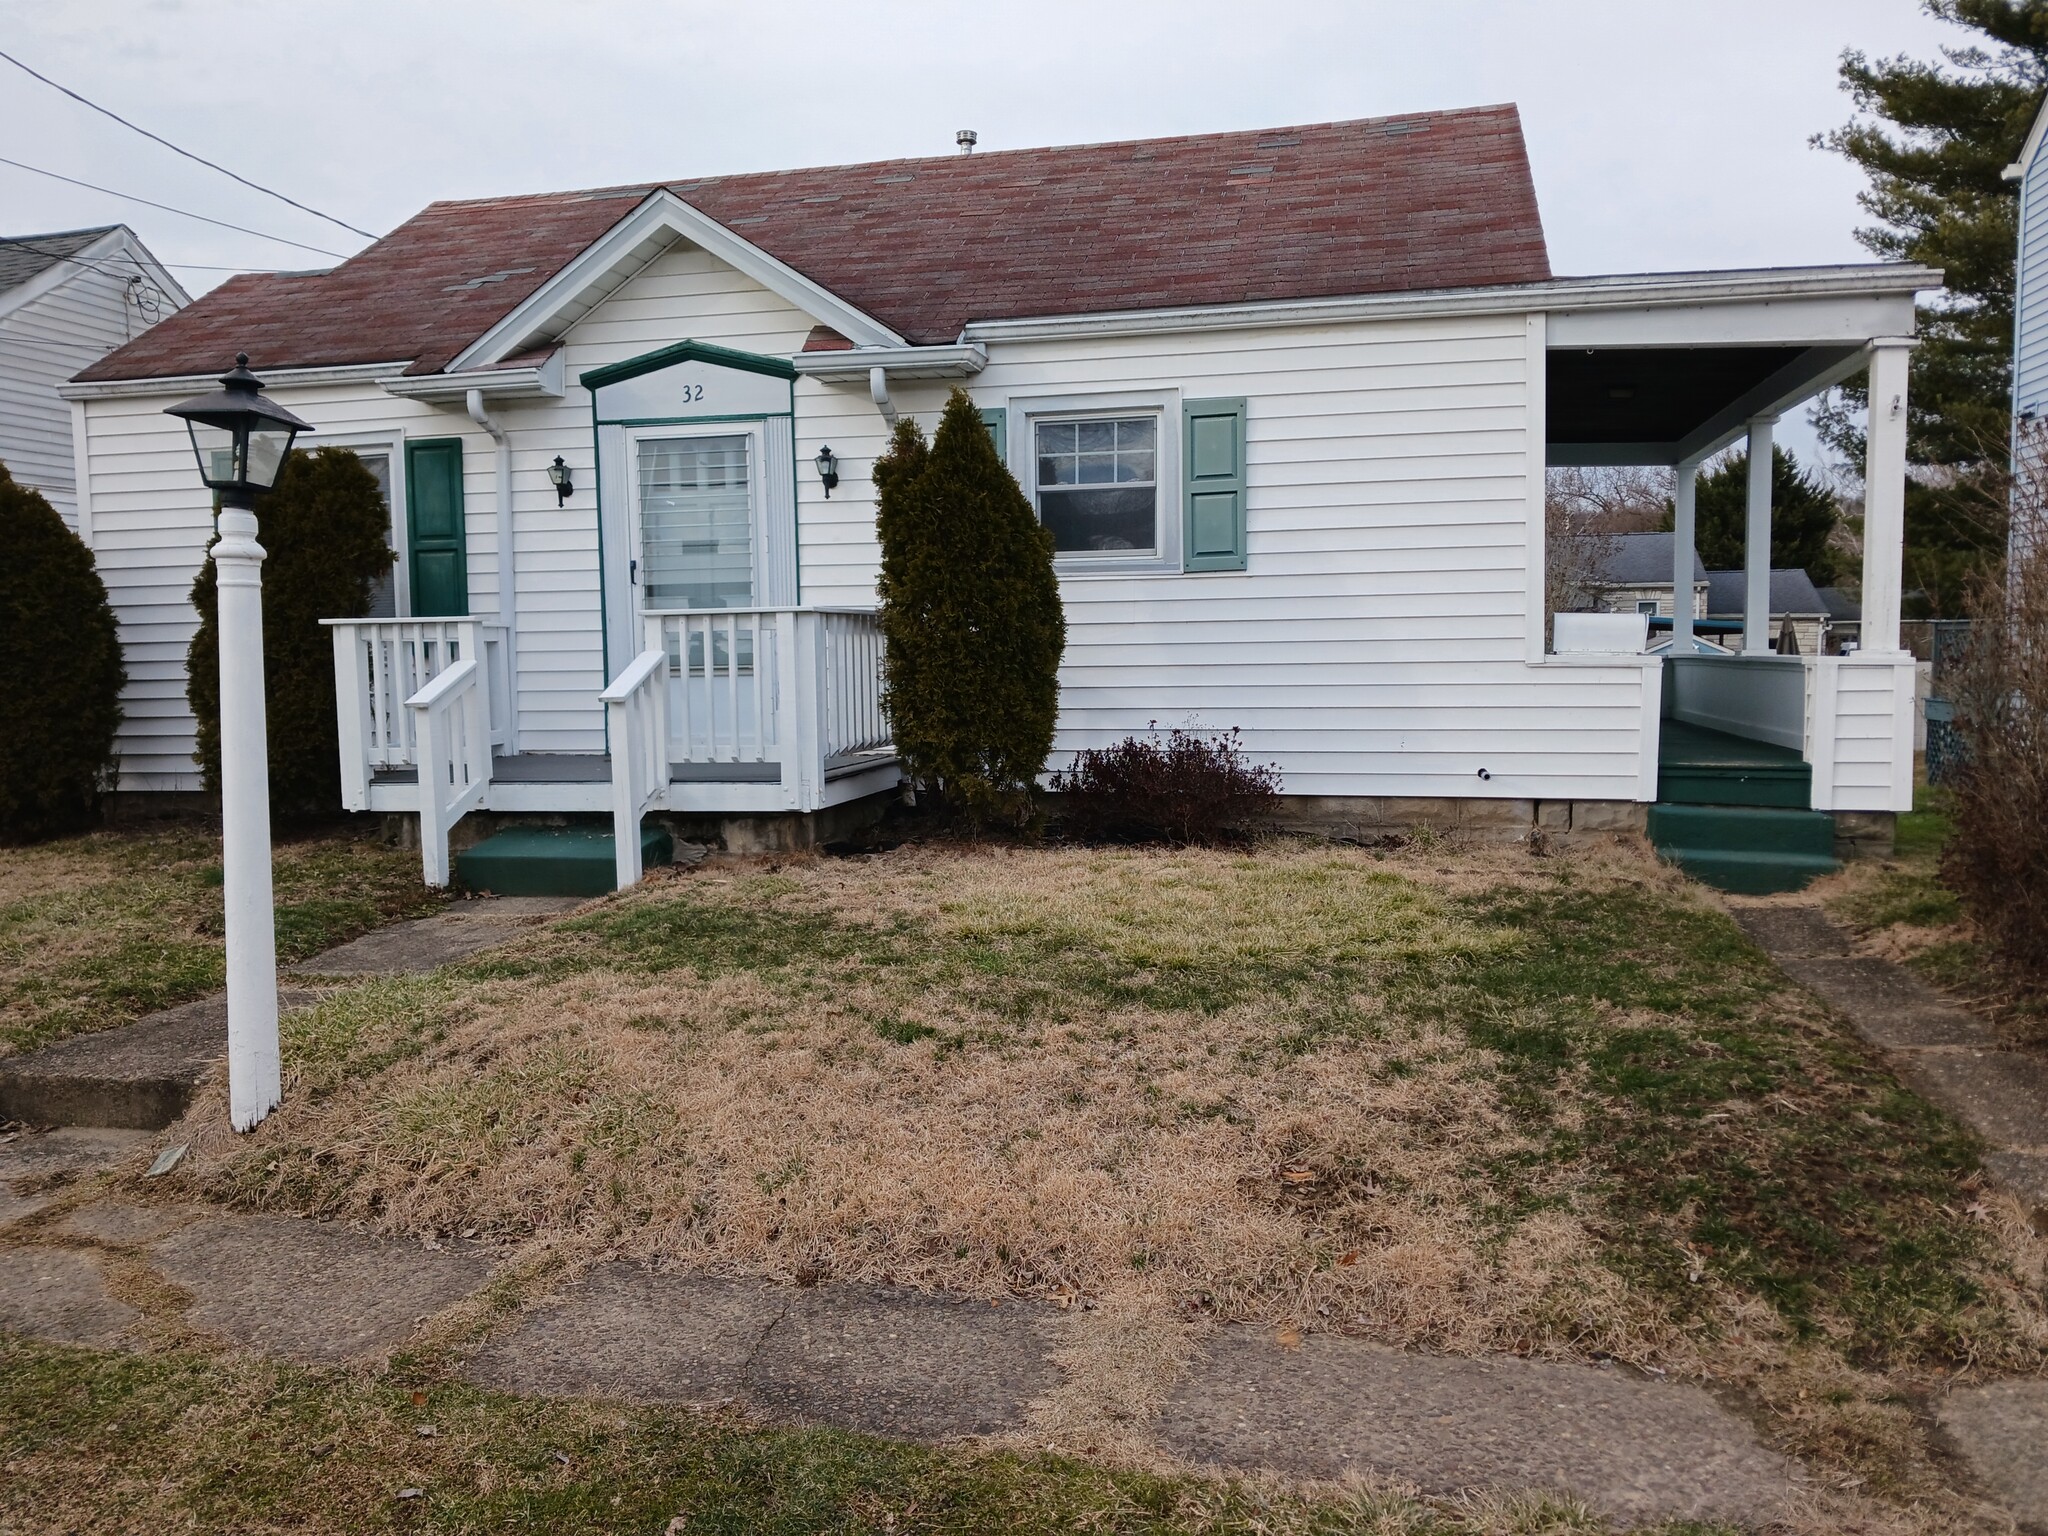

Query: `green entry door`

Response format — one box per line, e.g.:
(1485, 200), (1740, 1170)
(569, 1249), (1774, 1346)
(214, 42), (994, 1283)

(405, 438), (468, 616)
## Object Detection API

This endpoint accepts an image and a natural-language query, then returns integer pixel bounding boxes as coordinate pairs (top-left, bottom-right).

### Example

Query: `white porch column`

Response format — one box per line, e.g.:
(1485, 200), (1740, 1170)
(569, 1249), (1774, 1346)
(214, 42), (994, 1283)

(1862, 337), (1915, 655)
(1743, 416), (1776, 654)
(1672, 458), (1700, 654)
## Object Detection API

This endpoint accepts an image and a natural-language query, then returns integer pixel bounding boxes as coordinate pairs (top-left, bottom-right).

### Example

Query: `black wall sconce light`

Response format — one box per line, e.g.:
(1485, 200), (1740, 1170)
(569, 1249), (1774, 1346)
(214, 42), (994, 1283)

(546, 455), (574, 505)
(814, 444), (839, 498)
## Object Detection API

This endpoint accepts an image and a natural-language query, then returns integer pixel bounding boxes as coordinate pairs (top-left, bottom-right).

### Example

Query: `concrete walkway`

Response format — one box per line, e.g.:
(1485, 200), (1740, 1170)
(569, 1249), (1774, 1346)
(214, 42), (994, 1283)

(0, 895), (581, 1130)
(1729, 899), (2048, 1530)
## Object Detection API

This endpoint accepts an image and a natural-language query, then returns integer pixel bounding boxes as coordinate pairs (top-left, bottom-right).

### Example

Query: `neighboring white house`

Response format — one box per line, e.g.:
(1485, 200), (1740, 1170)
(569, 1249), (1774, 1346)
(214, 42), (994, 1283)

(1, 226), (187, 529)
(2006, 97), (2048, 558)
(1704, 568), (1832, 657)
(63, 106), (1935, 884)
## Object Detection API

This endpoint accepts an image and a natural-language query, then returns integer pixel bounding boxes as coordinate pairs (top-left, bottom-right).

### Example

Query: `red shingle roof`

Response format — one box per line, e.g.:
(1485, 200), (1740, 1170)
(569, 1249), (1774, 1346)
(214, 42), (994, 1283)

(77, 105), (1549, 384)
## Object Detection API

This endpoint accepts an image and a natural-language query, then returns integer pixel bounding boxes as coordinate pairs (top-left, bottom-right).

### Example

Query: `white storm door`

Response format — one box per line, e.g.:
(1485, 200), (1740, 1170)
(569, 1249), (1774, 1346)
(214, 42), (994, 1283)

(629, 427), (761, 617)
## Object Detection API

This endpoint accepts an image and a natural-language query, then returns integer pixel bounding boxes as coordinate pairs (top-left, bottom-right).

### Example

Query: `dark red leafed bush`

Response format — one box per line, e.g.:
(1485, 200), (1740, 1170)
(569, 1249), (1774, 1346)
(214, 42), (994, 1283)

(1051, 725), (1280, 845)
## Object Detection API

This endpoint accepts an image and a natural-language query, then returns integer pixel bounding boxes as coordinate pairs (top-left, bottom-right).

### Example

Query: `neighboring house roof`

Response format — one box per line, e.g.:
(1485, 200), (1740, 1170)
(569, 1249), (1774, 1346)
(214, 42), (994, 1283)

(1815, 585), (1861, 622)
(77, 105), (1551, 383)
(1590, 531), (1707, 586)
(1705, 568), (1828, 617)
(0, 226), (122, 295)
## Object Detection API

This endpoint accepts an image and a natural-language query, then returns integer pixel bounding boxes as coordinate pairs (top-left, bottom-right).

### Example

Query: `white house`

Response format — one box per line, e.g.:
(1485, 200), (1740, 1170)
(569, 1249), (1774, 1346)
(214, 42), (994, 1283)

(64, 107), (1935, 892)
(1, 225), (186, 529)
(2007, 97), (2048, 558)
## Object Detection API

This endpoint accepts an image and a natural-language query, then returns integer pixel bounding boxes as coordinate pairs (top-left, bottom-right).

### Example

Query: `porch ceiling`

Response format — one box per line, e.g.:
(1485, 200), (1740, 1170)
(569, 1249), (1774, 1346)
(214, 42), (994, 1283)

(1545, 342), (1864, 467)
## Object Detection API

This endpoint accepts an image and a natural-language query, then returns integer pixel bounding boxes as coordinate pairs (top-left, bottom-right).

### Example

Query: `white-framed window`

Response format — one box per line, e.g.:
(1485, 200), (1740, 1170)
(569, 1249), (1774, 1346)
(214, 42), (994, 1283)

(309, 433), (404, 616)
(1009, 391), (1180, 574)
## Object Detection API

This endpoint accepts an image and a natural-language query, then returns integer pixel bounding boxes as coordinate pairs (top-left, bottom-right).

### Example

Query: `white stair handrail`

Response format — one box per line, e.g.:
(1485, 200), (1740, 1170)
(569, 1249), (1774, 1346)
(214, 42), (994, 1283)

(600, 647), (669, 889)
(406, 657), (489, 887)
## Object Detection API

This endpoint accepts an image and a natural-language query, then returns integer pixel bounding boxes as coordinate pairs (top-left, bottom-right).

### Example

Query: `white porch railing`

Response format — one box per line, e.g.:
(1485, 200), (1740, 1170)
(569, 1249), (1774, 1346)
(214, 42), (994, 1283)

(326, 618), (510, 811)
(599, 647), (668, 888)
(642, 607), (891, 803)
(407, 658), (490, 887)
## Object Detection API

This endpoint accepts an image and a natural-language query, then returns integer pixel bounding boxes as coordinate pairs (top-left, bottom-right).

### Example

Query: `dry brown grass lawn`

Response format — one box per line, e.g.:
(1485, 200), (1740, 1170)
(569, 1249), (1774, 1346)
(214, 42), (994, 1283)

(151, 835), (2048, 1515)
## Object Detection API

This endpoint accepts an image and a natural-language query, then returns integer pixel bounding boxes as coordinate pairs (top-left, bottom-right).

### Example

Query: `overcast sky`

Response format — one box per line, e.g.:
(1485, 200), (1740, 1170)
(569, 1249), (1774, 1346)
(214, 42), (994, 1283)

(0, 0), (1975, 463)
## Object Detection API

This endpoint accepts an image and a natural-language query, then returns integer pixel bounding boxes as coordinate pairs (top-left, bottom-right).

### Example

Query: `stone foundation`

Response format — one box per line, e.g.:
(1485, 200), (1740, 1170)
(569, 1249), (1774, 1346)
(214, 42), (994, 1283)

(1831, 810), (1897, 861)
(1266, 796), (1646, 843)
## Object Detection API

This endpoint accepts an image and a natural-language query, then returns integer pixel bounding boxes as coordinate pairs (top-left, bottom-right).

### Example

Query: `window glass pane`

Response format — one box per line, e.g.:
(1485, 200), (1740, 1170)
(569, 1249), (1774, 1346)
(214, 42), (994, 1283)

(357, 452), (397, 618)
(1040, 487), (1156, 553)
(638, 434), (753, 609)
(1034, 415), (1159, 555)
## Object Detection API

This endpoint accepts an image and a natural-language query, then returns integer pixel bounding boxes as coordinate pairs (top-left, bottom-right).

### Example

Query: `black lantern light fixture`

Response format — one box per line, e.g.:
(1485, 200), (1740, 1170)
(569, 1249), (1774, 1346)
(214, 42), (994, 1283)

(814, 444), (839, 498)
(547, 455), (574, 505)
(165, 354), (312, 505)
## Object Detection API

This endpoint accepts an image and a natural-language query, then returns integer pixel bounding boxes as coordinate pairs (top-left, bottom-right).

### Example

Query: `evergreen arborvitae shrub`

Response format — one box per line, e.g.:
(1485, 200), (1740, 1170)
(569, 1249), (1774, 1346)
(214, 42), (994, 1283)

(874, 388), (1065, 823)
(0, 460), (125, 840)
(187, 446), (393, 816)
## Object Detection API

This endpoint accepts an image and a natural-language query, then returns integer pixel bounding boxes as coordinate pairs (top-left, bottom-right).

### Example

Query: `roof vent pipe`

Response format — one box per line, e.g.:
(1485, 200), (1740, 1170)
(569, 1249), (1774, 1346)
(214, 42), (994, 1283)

(956, 129), (977, 154)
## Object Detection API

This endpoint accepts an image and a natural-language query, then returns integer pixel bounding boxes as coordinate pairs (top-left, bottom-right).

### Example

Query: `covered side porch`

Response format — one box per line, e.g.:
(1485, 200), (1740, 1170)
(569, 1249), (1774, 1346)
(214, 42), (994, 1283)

(1544, 266), (1935, 890)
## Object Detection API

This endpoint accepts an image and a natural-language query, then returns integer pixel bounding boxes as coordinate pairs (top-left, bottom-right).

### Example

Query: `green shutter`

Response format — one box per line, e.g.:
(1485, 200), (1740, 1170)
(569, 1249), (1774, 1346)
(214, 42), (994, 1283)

(405, 438), (468, 616)
(1182, 398), (1247, 572)
(980, 406), (1007, 464)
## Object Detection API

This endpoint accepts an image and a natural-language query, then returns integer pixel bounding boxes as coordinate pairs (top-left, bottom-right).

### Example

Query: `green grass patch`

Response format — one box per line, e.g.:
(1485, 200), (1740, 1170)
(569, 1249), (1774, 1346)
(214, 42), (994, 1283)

(0, 822), (444, 1057)
(1386, 882), (2008, 1368)
(0, 1335), (1729, 1536)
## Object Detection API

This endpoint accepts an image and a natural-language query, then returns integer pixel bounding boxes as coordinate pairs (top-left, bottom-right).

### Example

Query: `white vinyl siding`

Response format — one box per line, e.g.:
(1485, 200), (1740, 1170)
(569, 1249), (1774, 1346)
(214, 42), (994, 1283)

(1, 241), (181, 529)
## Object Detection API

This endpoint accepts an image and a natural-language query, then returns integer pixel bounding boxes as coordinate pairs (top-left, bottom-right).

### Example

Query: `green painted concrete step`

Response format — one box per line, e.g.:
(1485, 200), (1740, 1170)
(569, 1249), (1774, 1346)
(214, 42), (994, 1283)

(1657, 720), (1812, 809)
(1647, 803), (1838, 895)
(456, 824), (672, 897)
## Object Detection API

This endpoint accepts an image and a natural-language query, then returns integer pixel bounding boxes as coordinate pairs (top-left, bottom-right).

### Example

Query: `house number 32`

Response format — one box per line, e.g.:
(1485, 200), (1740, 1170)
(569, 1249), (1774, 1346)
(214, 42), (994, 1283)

(680, 384), (705, 402)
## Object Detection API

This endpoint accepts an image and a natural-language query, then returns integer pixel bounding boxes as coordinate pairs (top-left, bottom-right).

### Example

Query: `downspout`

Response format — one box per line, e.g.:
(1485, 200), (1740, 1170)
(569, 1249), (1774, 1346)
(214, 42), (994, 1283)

(465, 388), (519, 755)
(868, 365), (897, 427)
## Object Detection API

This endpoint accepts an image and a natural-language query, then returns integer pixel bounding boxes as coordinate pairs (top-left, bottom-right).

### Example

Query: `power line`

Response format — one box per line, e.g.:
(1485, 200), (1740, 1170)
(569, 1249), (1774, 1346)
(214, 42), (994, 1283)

(0, 46), (376, 240)
(0, 156), (347, 259)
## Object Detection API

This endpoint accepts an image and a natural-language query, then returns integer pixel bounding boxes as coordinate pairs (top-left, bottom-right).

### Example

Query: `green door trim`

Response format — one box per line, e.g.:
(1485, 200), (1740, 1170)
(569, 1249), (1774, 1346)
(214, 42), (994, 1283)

(405, 437), (468, 616)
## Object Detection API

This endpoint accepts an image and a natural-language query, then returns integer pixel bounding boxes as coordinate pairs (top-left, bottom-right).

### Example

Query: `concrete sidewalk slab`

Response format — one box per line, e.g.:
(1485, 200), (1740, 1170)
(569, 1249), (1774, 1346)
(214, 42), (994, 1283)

(1777, 957), (2000, 1048)
(466, 1267), (783, 1404)
(1939, 1379), (2048, 1529)
(1728, 903), (1852, 958)
(750, 1286), (1066, 1439)
(150, 1214), (493, 1362)
(0, 992), (314, 1130)
(290, 896), (582, 976)
(1897, 1051), (2048, 1149)
(0, 1127), (152, 1222)
(0, 1246), (137, 1346)
(1159, 1331), (1794, 1528)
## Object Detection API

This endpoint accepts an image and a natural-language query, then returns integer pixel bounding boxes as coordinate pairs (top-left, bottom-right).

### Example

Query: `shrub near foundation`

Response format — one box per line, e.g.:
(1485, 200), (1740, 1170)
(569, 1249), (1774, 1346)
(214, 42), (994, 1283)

(186, 447), (393, 816)
(874, 388), (1064, 825)
(1051, 725), (1280, 845)
(0, 461), (124, 841)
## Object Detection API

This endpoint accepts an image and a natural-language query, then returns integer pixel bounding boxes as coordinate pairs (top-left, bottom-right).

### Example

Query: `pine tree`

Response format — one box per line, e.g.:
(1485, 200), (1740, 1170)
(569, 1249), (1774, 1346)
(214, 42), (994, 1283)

(187, 446), (393, 816)
(1818, 1), (2048, 611)
(874, 388), (1065, 823)
(1666, 447), (1843, 583)
(0, 460), (125, 840)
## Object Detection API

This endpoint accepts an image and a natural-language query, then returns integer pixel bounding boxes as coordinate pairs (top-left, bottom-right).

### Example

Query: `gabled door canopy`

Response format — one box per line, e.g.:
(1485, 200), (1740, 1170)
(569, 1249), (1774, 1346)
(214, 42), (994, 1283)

(447, 189), (907, 373)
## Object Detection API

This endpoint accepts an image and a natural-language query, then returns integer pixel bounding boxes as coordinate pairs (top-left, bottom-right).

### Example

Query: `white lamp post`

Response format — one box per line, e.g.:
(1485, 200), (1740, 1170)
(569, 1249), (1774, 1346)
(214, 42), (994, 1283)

(166, 355), (311, 1132)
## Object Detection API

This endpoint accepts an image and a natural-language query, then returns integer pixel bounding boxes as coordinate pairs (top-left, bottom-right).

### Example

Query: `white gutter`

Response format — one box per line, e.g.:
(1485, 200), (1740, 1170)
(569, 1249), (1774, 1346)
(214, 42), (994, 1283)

(960, 263), (1945, 344)
(382, 350), (565, 402)
(465, 388), (519, 754)
(59, 359), (411, 400)
(790, 342), (986, 383)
